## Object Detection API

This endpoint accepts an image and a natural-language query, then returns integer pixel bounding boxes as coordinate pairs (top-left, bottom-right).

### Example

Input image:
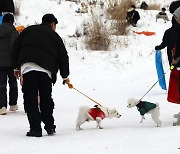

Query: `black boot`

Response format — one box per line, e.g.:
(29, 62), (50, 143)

(26, 130), (42, 137)
(45, 125), (56, 135)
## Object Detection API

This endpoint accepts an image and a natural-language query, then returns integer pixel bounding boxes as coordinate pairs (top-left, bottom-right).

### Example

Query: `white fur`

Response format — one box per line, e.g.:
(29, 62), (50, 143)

(127, 98), (161, 127)
(76, 106), (121, 130)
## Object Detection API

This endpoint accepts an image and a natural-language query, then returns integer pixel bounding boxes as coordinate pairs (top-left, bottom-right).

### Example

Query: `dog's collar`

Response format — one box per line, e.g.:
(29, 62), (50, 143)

(136, 101), (145, 108)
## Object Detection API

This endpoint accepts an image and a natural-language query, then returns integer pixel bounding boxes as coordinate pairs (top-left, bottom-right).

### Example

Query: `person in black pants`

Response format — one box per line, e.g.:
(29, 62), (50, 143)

(0, 0), (15, 15)
(13, 14), (73, 137)
(126, 5), (140, 27)
(0, 14), (18, 115)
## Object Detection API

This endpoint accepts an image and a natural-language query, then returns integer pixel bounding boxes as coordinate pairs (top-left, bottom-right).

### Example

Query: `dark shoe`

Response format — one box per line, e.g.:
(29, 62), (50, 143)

(45, 125), (56, 135)
(26, 130), (42, 137)
(46, 128), (56, 135)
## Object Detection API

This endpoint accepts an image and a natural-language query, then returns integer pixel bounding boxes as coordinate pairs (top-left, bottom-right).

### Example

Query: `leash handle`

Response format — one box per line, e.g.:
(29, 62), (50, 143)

(73, 87), (102, 106)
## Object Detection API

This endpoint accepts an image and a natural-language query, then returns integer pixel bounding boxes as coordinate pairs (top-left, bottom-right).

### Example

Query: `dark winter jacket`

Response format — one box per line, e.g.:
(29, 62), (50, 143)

(13, 23), (69, 84)
(0, 0), (15, 14)
(126, 10), (140, 24)
(174, 27), (180, 67)
(136, 101), (156, 116)
(155, 23), (179, 66)
(140, 2), (148, 10)
(0, 22), (18, 67)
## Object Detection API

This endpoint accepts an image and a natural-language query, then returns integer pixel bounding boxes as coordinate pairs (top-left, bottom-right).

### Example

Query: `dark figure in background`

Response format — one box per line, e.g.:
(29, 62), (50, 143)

(126, 5), (140, 27)
(140, 1), (148, 10)
(0, 0), (15, 15)
(13, 14), (73, 137)
(155, 16), (179, 66)
(0, 14), (18, 115)
(156, 8), (169, 23)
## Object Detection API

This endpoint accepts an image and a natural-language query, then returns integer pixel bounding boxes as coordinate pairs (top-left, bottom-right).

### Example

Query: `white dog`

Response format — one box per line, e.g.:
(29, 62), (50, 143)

(76, 105), (121, 130)
(127, 98), (161, 127)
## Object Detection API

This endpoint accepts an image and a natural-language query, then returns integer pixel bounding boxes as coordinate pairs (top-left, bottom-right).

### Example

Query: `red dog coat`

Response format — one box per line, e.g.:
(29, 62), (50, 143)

(88, 108), (106, 120)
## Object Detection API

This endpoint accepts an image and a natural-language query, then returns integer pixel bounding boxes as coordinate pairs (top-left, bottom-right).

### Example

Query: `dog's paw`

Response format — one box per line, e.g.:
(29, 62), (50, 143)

(76, 128), (83, 131)
(76, 126), (83, 131)
(98, 126), (103, 129)
(140, 116), (145, 123)
(156, 122), (161, 127)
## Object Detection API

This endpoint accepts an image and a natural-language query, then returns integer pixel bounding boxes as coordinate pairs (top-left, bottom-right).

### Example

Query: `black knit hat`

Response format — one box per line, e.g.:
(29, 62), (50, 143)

(3, 13), (14, 23)
(162, 8), (166, 11)
(42, 14), (58, 24)
(169, 0), (180, 14)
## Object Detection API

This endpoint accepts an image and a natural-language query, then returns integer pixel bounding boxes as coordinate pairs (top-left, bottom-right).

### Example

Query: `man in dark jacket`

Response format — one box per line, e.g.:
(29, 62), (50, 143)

(173, 7), (180, 65)
(0, 13), (18, 115)
(155, 16), (179, 66)
(13, 14), (72, 137)
(0, 0), (15, 15)
(126, 5), (140, 27)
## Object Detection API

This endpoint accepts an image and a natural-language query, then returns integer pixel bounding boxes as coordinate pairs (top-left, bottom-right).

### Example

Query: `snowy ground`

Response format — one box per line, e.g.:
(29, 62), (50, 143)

(1, 0), (180, 153)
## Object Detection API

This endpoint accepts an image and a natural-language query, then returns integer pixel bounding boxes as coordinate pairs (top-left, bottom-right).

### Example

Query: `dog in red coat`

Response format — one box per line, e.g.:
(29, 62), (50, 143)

(76, 105), (121, 130)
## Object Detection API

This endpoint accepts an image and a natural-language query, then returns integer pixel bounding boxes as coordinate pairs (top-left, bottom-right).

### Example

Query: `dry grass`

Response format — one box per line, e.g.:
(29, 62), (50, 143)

(106, 0), (134, 20)
(14, 1), (21, 16)
(106, 0), (133, 35)
(148, 4), (160, 10)
(84, 12), (111, 51)
(111, 20), (129, 35)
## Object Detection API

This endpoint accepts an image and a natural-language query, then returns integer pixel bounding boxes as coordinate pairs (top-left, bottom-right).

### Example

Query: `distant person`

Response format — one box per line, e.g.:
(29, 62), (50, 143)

(0, 13), (18, 115)
(13, 14), (73, 137)
(126, 5), (140, 27)
(156, 8), (169, 23)
(0, 0), (15, 15)
(140, 1), (148, 10)
(75, 2), (88, 13)
(155, 16), (179, 66)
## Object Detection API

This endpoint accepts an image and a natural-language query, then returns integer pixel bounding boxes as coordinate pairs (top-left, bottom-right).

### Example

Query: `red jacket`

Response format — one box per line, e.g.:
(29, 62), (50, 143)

(88, 108), (106, 120)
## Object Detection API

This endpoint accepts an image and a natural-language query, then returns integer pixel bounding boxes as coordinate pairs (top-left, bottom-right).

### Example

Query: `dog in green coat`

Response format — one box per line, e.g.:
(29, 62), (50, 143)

(127, 98), (161, 127)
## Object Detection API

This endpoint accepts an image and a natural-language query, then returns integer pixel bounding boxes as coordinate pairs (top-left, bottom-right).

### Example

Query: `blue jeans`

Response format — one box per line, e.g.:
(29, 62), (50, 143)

(0, 68), (18, 108)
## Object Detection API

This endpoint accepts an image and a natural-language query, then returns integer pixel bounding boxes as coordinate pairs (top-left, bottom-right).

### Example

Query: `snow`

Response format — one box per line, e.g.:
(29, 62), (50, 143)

(1, 0), (180, 153)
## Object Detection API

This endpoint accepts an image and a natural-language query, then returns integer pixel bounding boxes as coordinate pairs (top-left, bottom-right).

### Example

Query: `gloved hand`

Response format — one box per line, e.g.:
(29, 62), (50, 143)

(170, 57), (180, 70)
(63, 78), (73, 89)
(170, 65), (175, 70)
(155, 46), (159, 50)
(14, 69), (21, 79)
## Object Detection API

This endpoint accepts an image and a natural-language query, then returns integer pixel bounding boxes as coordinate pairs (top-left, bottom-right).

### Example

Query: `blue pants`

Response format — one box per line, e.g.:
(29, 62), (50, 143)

(0, 68), (18, 108)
